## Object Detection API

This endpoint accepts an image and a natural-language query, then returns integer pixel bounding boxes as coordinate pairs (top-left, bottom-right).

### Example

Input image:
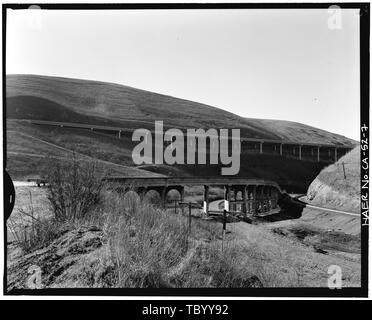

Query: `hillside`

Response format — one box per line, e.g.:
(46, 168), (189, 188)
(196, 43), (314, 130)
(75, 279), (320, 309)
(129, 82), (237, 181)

(7, 74), (356, 144)
(247, 118), (356, 146)
(7, 74), (277, 139)
(5, 74), (356, 189)
(307, 147), (360, 212)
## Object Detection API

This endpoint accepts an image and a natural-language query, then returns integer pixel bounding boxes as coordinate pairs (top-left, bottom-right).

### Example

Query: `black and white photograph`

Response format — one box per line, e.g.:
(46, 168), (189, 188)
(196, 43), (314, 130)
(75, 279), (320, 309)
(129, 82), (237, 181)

(1, 2), (369, 299)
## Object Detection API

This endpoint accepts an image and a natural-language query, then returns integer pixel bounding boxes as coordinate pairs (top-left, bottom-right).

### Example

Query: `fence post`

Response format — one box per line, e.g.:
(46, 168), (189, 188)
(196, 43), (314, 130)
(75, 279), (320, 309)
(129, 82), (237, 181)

(342, 162), (347, 179)
(222, 209), (227, 251)
(174, 199), (177, 214)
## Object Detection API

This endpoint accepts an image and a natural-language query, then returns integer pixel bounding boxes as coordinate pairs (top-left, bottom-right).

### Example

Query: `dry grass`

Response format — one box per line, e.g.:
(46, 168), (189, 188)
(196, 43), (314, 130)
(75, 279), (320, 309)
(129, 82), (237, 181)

(307, 147), (360, 211)
(7, 190), (64, 253)
(102, 190), (306, 288)
(103, 191), (188, 287)
(8, 185), (310, 287)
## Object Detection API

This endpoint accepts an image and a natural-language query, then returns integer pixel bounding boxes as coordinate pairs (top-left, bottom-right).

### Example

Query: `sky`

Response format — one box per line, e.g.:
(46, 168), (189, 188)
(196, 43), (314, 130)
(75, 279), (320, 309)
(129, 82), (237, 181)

(6, 8), (360, 140)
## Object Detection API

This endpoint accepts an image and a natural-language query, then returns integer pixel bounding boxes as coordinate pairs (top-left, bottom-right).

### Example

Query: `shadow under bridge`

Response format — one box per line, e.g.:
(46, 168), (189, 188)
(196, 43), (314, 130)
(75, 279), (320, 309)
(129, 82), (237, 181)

(104, 176), (283, 217)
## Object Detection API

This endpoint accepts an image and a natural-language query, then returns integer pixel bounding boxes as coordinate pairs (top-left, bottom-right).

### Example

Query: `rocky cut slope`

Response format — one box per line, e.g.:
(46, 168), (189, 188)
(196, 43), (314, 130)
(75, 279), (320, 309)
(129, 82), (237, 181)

(307, 147), (360, 213)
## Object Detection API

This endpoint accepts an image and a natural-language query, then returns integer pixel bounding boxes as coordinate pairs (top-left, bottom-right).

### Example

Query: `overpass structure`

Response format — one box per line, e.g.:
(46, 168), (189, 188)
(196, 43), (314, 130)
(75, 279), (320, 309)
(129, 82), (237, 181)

(105, 176), (282, 216)
(28, 119), (355, 163)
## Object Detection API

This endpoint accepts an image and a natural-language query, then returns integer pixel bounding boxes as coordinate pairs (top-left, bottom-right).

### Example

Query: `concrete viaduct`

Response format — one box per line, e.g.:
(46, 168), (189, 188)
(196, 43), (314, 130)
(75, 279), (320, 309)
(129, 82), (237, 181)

(105, 176), (282, 216)
(29, 120), (355, 163)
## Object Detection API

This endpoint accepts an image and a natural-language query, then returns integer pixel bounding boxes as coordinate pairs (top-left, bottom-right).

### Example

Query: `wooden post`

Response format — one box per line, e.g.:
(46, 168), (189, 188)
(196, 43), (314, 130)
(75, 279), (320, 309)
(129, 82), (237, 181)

(259, 142), (263, 154)
(223, 209), (227, 231)
(222, 209), (227, 251)
(299, 145), (302, 160)
(335, 148), (338, 162)
(174, 199), (177, 214)
(279, 143), (283, 156)
(118, 130), (121, 139)
(342, 162), (346, 179)
(203, 185), (209, 217)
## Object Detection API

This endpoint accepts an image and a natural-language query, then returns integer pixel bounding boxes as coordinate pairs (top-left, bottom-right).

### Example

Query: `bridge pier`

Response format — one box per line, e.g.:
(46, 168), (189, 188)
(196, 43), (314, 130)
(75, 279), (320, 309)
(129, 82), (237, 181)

(136, 187), (147, 200)
(234, 189), (240, 211)
(243, 185), (248, 216)
(259, 185), (265, 213)
(160, 187), (167, 208)
(272, 187), (279, 209)
(261, 186), (266, 213)
(180, 187), (185, 203)
(251, 185), (257, 215)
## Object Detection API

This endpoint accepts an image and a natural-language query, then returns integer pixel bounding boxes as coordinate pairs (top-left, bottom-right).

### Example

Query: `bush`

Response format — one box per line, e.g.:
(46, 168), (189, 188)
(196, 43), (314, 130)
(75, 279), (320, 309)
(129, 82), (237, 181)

(104, 191), (189, 287)
(44, 157), (106, 222)
(7, 191), (64, 253)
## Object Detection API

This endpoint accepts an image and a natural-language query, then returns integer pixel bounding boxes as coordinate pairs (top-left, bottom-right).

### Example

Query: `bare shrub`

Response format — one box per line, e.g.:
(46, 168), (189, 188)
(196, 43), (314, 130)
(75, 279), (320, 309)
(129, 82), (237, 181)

(7, 191), (64, 253)
(44, 156), (106, 222)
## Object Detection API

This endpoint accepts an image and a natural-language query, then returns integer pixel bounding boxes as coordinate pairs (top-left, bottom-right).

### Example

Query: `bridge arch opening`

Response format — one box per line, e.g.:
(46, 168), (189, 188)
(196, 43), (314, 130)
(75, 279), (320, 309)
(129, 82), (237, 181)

(166, 188), (182, 204)
(123, 190), (141, 213)
(143, 189), (162, 206)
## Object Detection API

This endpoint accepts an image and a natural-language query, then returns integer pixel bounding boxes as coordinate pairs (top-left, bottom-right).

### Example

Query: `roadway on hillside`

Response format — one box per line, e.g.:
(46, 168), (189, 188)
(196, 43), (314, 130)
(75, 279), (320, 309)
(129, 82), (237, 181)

(28, 119), (354, 148)
(292, 195), (359, 217)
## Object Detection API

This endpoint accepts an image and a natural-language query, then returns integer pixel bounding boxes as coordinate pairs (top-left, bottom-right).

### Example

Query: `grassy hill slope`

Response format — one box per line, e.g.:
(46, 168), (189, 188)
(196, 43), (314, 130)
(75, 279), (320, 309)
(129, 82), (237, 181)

(6, 122), (164, 180)
(307, 147), (360, 212)
(7, 74), (276, 139)
(7, 74), (356, 145)
(5, 74), (356, 189)
(248, 118), (355, 145)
